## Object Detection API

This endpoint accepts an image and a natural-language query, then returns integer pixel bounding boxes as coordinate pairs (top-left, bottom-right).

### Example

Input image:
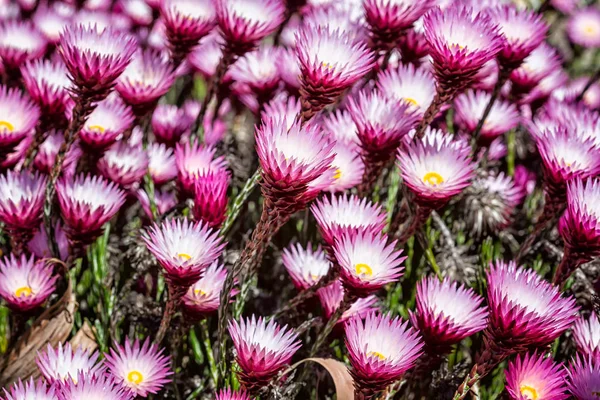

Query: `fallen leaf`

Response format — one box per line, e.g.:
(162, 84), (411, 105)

(284, 357), (354, 400)
(70, 321), (97, 353)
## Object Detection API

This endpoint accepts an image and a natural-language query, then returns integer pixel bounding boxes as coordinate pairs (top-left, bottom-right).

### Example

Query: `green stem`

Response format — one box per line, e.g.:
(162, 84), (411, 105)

(199, 319), (219, 386)
(220, 168), (262, 236)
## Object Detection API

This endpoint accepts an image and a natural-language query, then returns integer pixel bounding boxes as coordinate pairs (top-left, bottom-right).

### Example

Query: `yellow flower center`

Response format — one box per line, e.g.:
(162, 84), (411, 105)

(520, 385), (538, 400)
(355, 263), (373, 277)
(15, 286), (32, 297)
(194, 288), (207, 295)
(403, 98), (419, 107)
(310, 273), (320, 280)
(584, 24), (597, 35)
(127, 370), (144, 385)
(333, 168), (342, 180)
(88, 125), (105, 134)
(0, 120), (14, 132)
(321, 61), (334, 69)
(423, 172), (444, 186)
(367, 351), (386, 360)
(177, 253), (192, 261)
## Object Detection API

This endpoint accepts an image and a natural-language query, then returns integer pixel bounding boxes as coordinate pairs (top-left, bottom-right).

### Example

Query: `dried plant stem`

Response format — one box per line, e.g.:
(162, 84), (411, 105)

(389, 196), (410, 236)
(552, 246), (583, 287)
(453, 365), (480, 400)
(357, 158), (387, 198)
(155, 282), (186, 344)
(309, 291), (355, 357)
(515, 192), (562, 262)
(397, 205), (432, 246)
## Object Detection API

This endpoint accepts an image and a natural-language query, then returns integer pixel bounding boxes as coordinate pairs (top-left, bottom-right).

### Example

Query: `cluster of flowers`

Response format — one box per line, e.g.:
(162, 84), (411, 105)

(0, 0), (600, 397)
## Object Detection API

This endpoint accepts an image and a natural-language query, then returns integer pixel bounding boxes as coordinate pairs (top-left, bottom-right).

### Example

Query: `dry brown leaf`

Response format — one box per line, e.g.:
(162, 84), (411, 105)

(286, 357), (355, 400)
(0, 282), (76, 387)
(70, 321), (97, 353)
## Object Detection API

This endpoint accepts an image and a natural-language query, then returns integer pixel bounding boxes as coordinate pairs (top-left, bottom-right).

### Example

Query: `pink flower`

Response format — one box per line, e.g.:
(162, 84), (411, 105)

(573, 312), (600, 360)
(98, 141), (149, 188)
(567, 355), (600, 400)
(104, 338), (172, 397)
(33, 6), (72, 45)
(136, 188), (178, 220)
(2, 378), (57, 400)
(0, 170), (47, 234)
(33, 130), (82, 177)
(147, 143), (177, 185)
(181, 261), (231, 318)
(192, 170), (230, 228)
(175, 142), (228, 194)
(161, 0), (216, 59)
(229, 45), (281, 97)
(377, 63), (436, 118)
(152, 104), (191, 147)
(567, 7), (600, 48)
(36, 342), (102, 384)
(318, 280), (378, 325)
(320, 109), (360, 150)
(57, 373), (134, 400)
(282, 243), (331, 290)
(21, 58), (72, 118)
(326, 142), (364, 192)
(215, 389), (251, 400)
(0, 21), (47, 70)
(510, 43), (562, 95)
(0, 255), (58, 312)
(77, 98), (135, 151)
(505, 352), (568, 400)
(0, 86), (40, 150)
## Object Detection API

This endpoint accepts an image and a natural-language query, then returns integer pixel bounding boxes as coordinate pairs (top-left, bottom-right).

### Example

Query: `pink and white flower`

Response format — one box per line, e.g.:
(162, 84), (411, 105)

(148, 143), (178, 185)
(182, 261), (231, 318)
(326, 142), (364, 192)
(320, 109), (360, 150)
(136, 188), (178, 220)
(229, 46), (281, 97)
(567, 7), (600, 48)
(0, 170), (47, 234)
(152, 104), (191, 147)
(215, 389), (251, 400)
(2, 378), (57, 400)
(505, 352), (568, 400)
(97, 142), (150, 188)
(0, 21), (47, 70)
(567, 355), (600, 400)
(161, 0), (216, 60)
(192, 170), (230, 229)
(175, 142), (228, 194)
(510, 43), (562, 96)
(0, 86), (40, 150)
(318, 280), (378, 325)
(77, 98), (135, 150)
(36, 342), (102, 384)
(573, 312), (600, 359)
(377, 64), (436, 118)
(57, 373), (134, 400)
(21, 58), (72, 118)
(282, 243), (331, 290)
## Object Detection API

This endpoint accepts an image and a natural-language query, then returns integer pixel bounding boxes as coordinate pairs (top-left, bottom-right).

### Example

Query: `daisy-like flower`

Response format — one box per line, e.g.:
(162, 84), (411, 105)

(311, 194), (387, 249)
(118, 0), (153, 26)
(567, 7), (600, 48)
(488, 5), (548, 69)
(152, 104), (191, 147)
(345, 312), (424, 395)
(278, 47), (301, 92)
(255, 117), (335, 209)
(320, 109), (360, 149)
(21, 58), (72, 120)
(0, 21), (47, 71)
(510, 43), (562, 98)
(295, 26), (375, 121)
(148, 143), (177, 185)
(136, 188), (178, 220)
(397, 129), (476, 210)
(333, 230), (405, 295)
(478, 260), (578, 378)
(143, 218), (225, 287)
(57, 373), (134, 400)
(0, 86), (40, 151)
(454, 90), (519, 144)
(0, 170), (47, 236)
(282, 243), (331, 290)
(215, 0), (285, 55)
(215, 389), (252, 400)
(188, 35), (223, 80)
(116, 49), (176, 116)
(181, 261), (230, 318)
(192, 170), (230, 229)
(58, 25), (137, 98)
(318, 280), (378, 325)
(261, 94), (301, 129)
(228, 46), (281, 98)
(77, 98), (135, 151)
(33, 6), (72, 45)
(97, 142), (150, 188)
(175, 142), (228, 194)
(566, 355), (600, 400)
(573, 312), (600, 359)
(0, 254), (58, 312)
(377, 64), (436, 118)
(104, 338), (172, 397)
(161, 0), (216, 64)
(505, 352), (568, 400)
(228, 315), (301, 390)
(36, 342), (102, 384)
(56, 174), (126, 246)
(411, 276), (487, 351)
(327, 142), (365, 193)
(33, 130), (82, 177)
(3, 378), (57, 400)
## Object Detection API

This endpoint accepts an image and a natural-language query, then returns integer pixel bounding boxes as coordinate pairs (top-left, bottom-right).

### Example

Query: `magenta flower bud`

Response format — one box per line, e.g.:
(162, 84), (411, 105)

(282, 243), (331, 290)
(0, 170), (47, 235)
(228, 315), (301, 390)
(182, 261), (231, 318)
(152, 104), (191, 147)
(345, 312), (424, 394)
(397, 128), (476, 210)
(58, 25), (137, 98)
(36, 342), (103, 384)
(411, 276), (487, 350)
(215, 389), (251, 400)
(397, 26), (429, 65)
(0, 86), (40, 151)
(148, 143), (177, 185)
(318, 280), (378, 325)
(311, 194), (387, 249)
(136, 188), (178, 220)
(175, 142), (228, 194)
(573, 312), (600, 360)
(104, 338), (172, 397)
(97, 142), (150, 188)
(21, 59), (72, 120)
(334, 230), (405, 296)
(192, 170), (230, 229)
(295, 26), (375, 120)
(57, 372), (135, 400)
(77, 97), (135, 151)
(505, 352), (568, 400)
(567, 7), (600, 48)
(377, 64), (436, 119)
(0, 254), (58, 312)
(567, 355), (600, 400)
(143, 218), (226, 287)
(33, 130), (82, 177)
(229, 46), (281, 98)
(0, 21), (47, 71)
(215, 0), (285, 55)
(56, 174), (127, 246)
(2, 378), (57, 400)
(116, 49), (176, 116)
(423, 6), (503, 90)
(510, 43), (562, 96)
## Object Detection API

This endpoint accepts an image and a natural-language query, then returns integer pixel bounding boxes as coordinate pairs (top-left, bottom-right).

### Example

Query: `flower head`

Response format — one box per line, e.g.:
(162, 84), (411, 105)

(377, 64), (436, 118)
(78, 98), (135, 150)
(411, 276), (487, 349)
(136, 188), (178, 220)
(486, 260), (578, 348)
(0, 21), (47, 70)
(192, 170), (230, 229)
(215, 389), (251, 400)
(505, 352), (568, 400)
(278, 47), (301, 91)
(261, 95), (301, 130)
(21, 58), (72, 117)
(228, 315), (301, 387)
(97, 142), (150, 187)
(28, 221), (70, 261)
(148, 143), (177, 185)
(282, 243), (330, 290)
(560, 178), (600, 260)
(57, 373), (134, 400)
(143, 218), (225, 287)
(345, 312), (424, 392)
(161, 0), (216, 58)
(36, 342), (102, 384)
(182, 261), (231, 318)
(334, 230), (405, 295)
(0, 170), (47, 233)
(397, 25), (429, 65)
(56, 174), (126, 245)
(0, 86), (40, 149)
(33, 6), (72, 45)
(573, 312), (600, 359)
(152, 104), (191, 147)
(0, 255), (58, 312)
(34, 130), (81, 177)
(175, 142), (228, 194)
(510, 43), (562, 95)
(327, 142), (364, 192)
(188, 34), (223, 79)
(423, 6), (502, 88)
(119, 0), (154, 26)
(59, 25), (137, 97)
(320, 109), (360, 149)
(311, 194), (387, 248)
(567, 355), (600, 400)
(318, 280), (378, 324)
(567, 7), (600, 48)
(229, 45), (281, 96)
(2, 378), (57, 400)
(104, 338), (172, 397)
(397, 129), (476, 209)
